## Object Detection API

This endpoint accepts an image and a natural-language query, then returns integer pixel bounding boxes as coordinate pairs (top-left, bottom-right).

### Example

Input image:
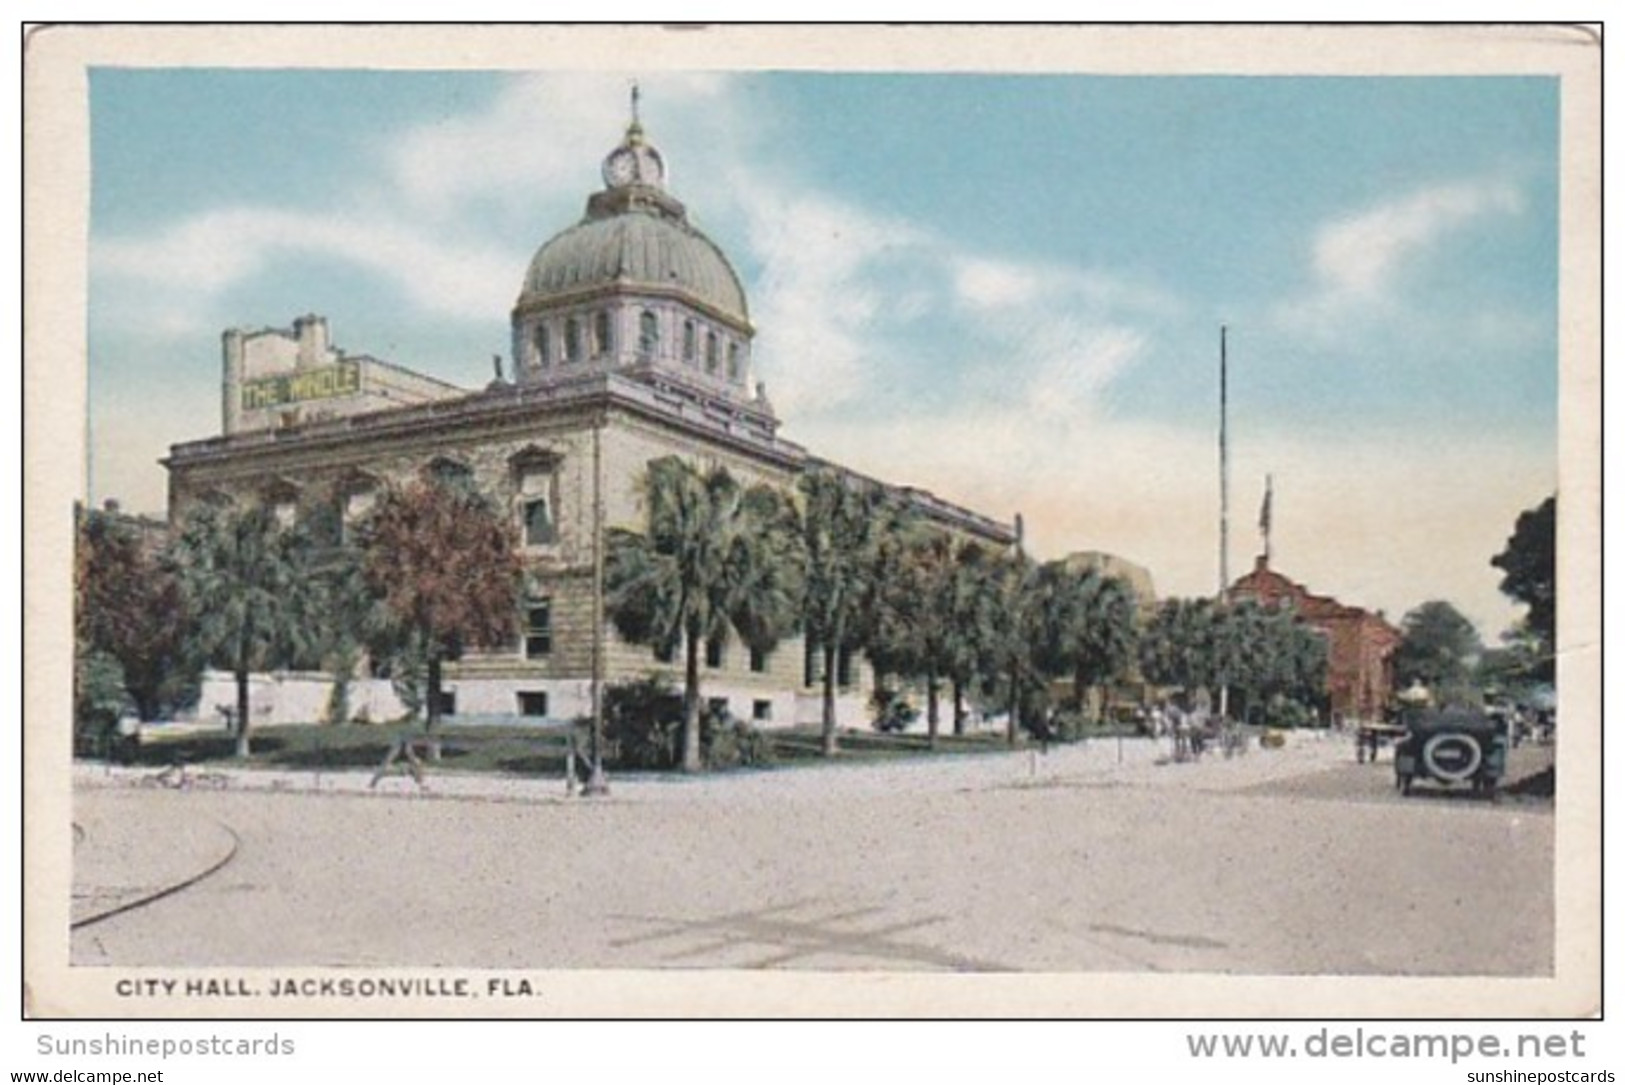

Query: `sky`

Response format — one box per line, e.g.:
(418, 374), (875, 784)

(84, 63), (1560, 642)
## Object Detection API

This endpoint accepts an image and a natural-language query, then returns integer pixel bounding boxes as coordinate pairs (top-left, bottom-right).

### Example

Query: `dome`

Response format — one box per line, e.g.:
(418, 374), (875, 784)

(517, 205), (750, 327)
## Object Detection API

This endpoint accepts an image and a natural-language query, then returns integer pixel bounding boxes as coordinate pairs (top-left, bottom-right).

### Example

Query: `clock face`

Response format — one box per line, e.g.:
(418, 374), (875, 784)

(636, 147), (665, 186)
(603, 151), (637, 187)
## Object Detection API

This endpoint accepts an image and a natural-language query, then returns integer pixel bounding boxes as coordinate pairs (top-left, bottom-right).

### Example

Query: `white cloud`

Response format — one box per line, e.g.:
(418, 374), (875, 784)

(953, 256), (1045, 310)
(95, 207), (519, 322)
(1277, 177), (1524, 336)
(387, 72), (737, 218)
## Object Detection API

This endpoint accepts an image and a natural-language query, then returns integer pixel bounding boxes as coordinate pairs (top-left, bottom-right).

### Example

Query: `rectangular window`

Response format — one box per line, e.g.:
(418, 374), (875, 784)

(705, 636), (725, 669)
(683, 320), (696, 363)
(534, 325), (551, 367)
(518, 691), (549, 717)
(594, 311), (613, 357)
(435, 690), (457, 718)
(803, 639), (820, 688)
(707, 697), (729, 719)
(749, 646), (767, 673)
(837, 646), (854, 689)
(523, 497), (555, 546)
(654, 640), (676, 664)
(752, 699), (772, 722)
(525, 599), (552, 659)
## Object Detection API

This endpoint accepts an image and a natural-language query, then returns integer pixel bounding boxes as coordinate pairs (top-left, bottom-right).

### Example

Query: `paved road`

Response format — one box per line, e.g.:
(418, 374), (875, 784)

(69, 737), (1554, 975)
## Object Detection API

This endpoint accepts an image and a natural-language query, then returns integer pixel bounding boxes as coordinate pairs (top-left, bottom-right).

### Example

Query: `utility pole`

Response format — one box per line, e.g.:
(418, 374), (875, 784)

(584, 415), (608, 796)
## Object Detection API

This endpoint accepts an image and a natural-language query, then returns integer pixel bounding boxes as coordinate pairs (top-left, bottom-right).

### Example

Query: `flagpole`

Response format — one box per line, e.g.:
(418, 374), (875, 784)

(1218, 325), (1230, 726)
(1219, 325), (1229, 599)
(1262, 473), (1274, 565)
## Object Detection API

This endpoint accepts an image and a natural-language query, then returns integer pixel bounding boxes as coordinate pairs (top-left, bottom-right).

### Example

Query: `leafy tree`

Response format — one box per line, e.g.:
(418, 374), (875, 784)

(165, 501), (324, 757)
(74, 506), (200, 720)
(796, 468), (897, 756)
(1491, 494), (1555, 679)
(360, 474), (524, 736)
(606, 457), (802, 772)
(1393, 599), (1483, 699)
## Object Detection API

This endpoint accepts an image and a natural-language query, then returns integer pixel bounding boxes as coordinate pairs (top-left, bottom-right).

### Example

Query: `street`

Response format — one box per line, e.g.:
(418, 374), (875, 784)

(70, 736), (1554, 976)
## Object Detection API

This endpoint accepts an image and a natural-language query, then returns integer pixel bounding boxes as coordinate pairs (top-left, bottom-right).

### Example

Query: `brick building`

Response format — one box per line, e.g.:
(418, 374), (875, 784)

(1229, 555), (1401, 723)
(162, 109), (1015, 727)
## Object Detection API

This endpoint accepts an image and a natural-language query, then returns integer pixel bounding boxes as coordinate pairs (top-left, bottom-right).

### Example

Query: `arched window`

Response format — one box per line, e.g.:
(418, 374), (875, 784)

(638, 310), (659, 357)
(565, 317), (583, 363)
(594, 311), (613, 358)
(705, 331), (719, 374)
(533, 324), (550, 367)
(682, 320), (697, 364)
(727, 342), (742, 383)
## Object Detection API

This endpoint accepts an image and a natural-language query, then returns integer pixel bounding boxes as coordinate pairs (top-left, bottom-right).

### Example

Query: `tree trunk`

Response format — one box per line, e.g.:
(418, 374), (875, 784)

(681, 634), (703, 773)
(952, 678), (966, 737)
(234, 660), (251, 759)
(425, 650), (443, 761)
(821, 641), (839, 757)
(1007, 661), (1021, 746)
(926, 667), (939, 748)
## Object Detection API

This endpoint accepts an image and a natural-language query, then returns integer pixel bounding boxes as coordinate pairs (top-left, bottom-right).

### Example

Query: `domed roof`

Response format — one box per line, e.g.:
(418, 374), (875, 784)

(518, 206), (749, 326)
(515, 114), (750, 328)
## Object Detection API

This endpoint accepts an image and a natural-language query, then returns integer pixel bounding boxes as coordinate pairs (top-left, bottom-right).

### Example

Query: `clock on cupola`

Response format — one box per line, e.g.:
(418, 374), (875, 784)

(601, 85), (667, 190)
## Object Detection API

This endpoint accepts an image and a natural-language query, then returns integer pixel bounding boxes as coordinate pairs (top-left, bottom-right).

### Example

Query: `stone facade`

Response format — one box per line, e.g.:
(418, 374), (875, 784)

(163, 112), (1018, 730)
(1229, 554), (1401, 723)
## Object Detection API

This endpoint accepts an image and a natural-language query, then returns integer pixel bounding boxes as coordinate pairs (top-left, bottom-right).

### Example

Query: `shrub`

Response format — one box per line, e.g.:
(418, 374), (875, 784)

(74, 646), (129, 759)
(870, 688), (917, 733)
(601, 675), (684, 770)
(702, 706), (775, 770)
(1264, 696), (1317, 730)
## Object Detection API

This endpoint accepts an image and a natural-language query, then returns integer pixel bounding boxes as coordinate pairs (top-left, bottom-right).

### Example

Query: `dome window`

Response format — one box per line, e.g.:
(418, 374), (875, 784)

(533, 325), (551, 368)
(727, 342), (742, 383)
(682, 320), (697, 364)
(638, 310), (660, 357)
(705, 331), (719, 375)
(594, 311), (613, 358)
(565, 317), (584, 364)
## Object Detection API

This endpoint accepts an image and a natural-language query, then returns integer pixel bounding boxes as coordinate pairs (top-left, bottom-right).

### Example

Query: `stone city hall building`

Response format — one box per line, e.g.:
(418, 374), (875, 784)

(163, 110), (1016, 728)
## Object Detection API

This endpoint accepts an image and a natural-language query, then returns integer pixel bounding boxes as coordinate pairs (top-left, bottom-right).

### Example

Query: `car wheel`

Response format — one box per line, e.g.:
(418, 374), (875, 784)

(1421, 732), (1482, 783)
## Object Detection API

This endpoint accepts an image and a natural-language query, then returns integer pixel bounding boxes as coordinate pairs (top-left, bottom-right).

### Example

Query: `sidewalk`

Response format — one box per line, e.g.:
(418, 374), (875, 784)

(72, 727), (1352, 810)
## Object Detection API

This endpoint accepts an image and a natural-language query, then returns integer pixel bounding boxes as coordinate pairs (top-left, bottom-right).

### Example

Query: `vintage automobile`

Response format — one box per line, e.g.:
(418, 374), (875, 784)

(1394, 707), (1509, 799)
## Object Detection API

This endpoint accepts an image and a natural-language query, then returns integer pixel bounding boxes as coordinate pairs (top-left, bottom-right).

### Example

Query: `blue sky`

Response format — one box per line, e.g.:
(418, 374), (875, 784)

(85, 65), (1560, 639)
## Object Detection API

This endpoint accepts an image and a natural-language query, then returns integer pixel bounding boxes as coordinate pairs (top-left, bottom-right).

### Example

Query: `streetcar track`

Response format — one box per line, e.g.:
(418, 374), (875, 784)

(70, 818), (241, 930)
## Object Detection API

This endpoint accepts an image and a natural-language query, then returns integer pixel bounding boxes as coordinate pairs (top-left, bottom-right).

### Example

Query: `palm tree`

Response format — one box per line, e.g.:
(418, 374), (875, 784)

(165, 501), (324, 757)
(606, 457), (802, 773)
(869, 522), (966, 747)
(987, 550), (1044, 745)
(945, 542), (1001, 736)
(1033, 563), (1139, 720)
(796, 468), (897, 756)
